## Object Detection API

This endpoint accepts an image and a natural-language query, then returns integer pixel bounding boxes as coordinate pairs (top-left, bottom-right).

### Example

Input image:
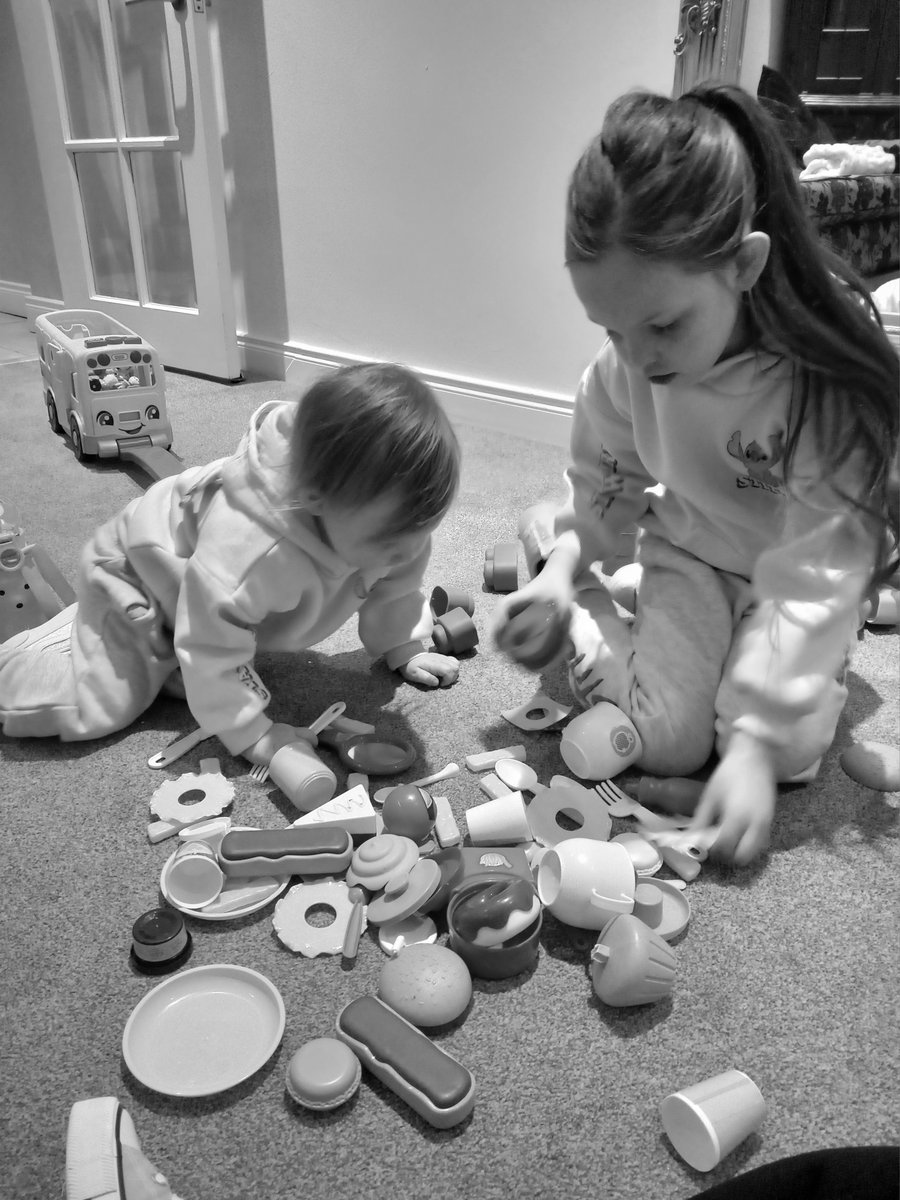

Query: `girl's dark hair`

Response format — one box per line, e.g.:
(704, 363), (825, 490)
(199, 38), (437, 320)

(565, 82), (898, 578)
(290, 362), (460, 531)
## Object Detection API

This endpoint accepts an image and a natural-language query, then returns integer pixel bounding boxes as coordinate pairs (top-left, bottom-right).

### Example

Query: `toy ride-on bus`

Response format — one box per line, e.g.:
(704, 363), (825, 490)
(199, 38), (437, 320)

(35, 310), (174, 463)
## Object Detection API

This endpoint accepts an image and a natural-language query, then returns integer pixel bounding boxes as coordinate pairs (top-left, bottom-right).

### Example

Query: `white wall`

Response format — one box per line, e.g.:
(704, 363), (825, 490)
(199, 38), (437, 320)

(217, 0), (679, 411)
(740, 0), (787, 92)
(2, 1), (680, 432)
(0, 2), (60, 315)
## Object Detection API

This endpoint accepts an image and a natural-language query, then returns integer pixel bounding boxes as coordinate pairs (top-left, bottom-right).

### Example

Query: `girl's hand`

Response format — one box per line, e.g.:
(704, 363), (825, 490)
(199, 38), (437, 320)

(400, 651), (459, 688)
(243, 722), (317, 766)
(689, 732), (777, 865)
(493, 574), (575, 670)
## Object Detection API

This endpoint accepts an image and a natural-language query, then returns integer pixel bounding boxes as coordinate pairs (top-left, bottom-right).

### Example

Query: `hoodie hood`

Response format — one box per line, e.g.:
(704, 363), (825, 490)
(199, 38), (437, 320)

(217, 401), (351, 578)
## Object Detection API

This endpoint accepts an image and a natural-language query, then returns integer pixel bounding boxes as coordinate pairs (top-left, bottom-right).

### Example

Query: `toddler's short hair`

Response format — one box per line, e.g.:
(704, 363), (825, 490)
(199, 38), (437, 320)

(290, 362), (460, 532)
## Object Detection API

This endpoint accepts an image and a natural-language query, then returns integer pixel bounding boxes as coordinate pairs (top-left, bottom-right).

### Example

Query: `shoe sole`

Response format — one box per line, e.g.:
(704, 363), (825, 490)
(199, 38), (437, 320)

(65, 1097), (132, 1200)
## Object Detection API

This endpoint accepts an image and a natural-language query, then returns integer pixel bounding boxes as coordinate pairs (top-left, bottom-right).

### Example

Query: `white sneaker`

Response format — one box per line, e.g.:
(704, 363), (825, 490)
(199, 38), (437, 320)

(65, 1098), (184, 1200)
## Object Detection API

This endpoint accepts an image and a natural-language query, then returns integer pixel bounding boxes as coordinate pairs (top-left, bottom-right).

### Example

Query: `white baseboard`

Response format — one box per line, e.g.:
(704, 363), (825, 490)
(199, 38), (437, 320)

(0, 281), (30, 319)
(0, 282), (64, 327)
(239, 335), (574, 448)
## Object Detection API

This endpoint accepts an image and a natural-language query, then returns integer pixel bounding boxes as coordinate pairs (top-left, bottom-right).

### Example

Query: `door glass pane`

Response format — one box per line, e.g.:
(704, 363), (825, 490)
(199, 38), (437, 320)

(49, 0), (115, 139)
(131, 151), (197, 308)
(112, 3), (178, 137)
(74, 152), (138, 300)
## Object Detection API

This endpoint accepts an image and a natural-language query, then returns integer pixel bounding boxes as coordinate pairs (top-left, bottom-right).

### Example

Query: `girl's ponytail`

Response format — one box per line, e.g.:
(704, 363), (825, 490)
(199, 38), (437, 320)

(687, 84), (898, 574)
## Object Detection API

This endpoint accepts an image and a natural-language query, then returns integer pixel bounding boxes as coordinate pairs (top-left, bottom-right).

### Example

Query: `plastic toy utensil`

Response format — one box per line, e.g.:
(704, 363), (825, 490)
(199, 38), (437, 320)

(341, 889), (368, 961)
(148, 726), (211, 769)
(372, 762), (460, 805)
(594, 779), (688, 831)
(494, 758), (539, 792)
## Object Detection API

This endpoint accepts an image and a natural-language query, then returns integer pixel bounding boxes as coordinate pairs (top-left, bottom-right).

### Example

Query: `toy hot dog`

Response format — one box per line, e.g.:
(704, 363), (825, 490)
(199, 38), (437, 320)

(218, 827), (352, 878)
(335, 995), (476, 1128)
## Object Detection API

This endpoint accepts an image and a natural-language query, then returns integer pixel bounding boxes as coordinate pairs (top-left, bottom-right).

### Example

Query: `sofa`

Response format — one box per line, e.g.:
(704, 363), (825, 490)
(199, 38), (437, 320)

(801, 166), (900, 279)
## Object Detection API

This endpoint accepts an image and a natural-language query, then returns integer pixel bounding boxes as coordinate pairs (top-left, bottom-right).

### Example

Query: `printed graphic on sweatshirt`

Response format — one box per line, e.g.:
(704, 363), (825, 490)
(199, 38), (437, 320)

(235, 663), (270, 702)
(589, 446), (626, 515)
(727, 430), (785, 494)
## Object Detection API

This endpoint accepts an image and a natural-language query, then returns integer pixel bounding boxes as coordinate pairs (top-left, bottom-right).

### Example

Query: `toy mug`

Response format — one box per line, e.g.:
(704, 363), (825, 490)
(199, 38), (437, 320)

(536, 837), (635, 929)
(559, 702), (642, 780)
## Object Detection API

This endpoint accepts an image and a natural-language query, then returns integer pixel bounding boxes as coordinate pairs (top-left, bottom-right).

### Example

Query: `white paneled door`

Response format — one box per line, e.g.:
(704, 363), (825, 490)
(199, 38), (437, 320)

(13, 0), (240, 380)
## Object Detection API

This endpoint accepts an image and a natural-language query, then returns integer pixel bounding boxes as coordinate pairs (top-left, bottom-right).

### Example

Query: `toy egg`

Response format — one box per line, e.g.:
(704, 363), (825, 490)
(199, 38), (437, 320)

(381, 785), (436, 841)
(378, 943), (472, 1027)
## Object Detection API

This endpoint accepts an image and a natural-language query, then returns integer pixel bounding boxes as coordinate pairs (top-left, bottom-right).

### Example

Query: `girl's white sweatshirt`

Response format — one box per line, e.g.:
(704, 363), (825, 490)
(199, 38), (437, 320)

(525, 342), (876, 752)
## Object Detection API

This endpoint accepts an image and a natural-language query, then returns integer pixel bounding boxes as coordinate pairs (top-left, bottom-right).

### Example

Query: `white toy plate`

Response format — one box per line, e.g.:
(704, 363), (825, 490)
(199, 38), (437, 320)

(159, 827), (287, 921)
(122, 964), (285, 1096)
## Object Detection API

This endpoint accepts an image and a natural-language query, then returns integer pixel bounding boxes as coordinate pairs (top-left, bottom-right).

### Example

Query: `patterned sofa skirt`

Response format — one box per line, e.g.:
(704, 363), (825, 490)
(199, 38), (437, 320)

(802, 173), (900, 278)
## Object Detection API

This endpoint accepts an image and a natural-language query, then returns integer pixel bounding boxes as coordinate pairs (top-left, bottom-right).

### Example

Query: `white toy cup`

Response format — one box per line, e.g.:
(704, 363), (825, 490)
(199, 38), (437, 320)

(536, 837), (635, 929)
(660, 1069), (766, 1172)
(560, 702), (642, 779)
(465, 792), (531, 845)
(166, 841), (224, 909)
(268, 741), (337, 812)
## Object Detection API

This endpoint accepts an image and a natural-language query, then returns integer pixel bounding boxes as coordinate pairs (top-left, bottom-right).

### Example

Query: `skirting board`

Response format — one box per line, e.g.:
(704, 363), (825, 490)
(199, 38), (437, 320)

(240, 335), (574, 449)
(0, 282), (64, 326)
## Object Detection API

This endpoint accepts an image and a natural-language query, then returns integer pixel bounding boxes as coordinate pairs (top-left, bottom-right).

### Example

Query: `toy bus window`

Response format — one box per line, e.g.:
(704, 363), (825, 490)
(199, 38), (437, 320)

(38, 342), (45, 362)
(90, 360), (155, 392)
(70, 373), (77, 400)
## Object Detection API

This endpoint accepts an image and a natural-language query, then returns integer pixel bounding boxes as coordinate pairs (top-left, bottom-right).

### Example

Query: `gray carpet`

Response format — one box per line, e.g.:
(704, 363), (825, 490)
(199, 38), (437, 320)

(1, 358), (898, 1200)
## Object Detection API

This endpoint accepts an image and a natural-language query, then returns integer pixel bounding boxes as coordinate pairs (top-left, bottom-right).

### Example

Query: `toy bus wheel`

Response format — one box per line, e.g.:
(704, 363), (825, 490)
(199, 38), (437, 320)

(46, 393), (61, 435)
(69, 419), (86, 461)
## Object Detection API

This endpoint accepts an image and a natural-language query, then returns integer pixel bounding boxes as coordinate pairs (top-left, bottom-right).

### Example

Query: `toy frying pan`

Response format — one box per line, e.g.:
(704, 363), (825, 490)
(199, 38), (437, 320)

(335, 733), (416, 775)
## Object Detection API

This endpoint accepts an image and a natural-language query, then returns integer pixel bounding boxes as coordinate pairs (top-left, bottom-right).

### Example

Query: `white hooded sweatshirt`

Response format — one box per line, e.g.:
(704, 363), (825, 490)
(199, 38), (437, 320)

(112, 401), (435, 754)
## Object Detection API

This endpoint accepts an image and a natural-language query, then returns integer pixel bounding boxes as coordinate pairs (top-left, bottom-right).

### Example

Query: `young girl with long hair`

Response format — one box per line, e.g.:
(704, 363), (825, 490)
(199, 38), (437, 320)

(494, 81), (898, 864)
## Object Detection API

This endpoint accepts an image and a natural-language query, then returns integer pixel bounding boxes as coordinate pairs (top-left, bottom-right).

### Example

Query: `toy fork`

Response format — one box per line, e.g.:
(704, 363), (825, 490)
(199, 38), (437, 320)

(593, 779), (688, 832)
(248, 701), (347, 784)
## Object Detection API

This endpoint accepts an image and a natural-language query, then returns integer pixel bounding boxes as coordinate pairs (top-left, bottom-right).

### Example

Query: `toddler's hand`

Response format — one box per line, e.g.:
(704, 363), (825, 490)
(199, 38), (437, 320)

(400, 651), (459, 688)
(243, 722), (317, 766)
(689, 732), (777, 865)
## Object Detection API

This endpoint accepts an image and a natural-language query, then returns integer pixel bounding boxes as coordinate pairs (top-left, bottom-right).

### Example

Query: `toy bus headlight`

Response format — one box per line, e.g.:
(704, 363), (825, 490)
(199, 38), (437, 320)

(130, 350), (142, 363)
(0, 546), (24, 571)
(97, 410), (114, 426)
(145, 405), (160, 421)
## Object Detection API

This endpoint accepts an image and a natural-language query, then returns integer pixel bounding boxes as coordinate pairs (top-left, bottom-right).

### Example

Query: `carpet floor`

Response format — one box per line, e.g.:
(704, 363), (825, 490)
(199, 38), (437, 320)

(1, 358), (897, 1200)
